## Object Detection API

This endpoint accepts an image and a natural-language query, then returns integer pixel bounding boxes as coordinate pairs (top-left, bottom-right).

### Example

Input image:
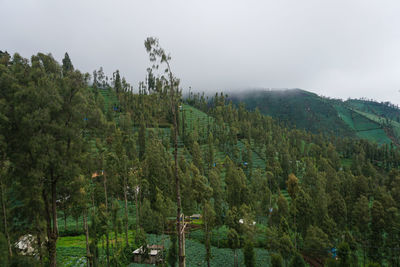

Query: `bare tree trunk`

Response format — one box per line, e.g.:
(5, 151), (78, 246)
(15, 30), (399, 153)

(83, 209), (92, 267)
(43, 173), (59, 267)
(51, 176), (59, 267)
(103, 172), (110, 267)
(164, 63), (185, 267)
(123, 176), (129, 247)
(172, 100), (184, 267)
(0, 181), (12, 257)
(145, 41), (184, 267)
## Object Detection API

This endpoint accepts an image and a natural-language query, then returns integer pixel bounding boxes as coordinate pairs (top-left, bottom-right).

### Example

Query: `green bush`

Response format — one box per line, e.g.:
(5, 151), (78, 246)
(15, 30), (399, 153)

(10, 255), (39, 267)
(270, 253), (283, 267)
(0, 233), (8, 267)
(289, 253), (305, 267)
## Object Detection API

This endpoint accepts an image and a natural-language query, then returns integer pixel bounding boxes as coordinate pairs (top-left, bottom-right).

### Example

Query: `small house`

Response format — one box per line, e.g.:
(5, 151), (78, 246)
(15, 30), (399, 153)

(239, 218), (256, 226)
(133, 245), (164, 265)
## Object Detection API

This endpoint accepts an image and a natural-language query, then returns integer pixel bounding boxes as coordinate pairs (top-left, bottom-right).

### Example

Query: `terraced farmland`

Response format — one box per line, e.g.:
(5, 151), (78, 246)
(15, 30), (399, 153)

(334, 103), (392, 144)
(347, 99), (400, 121)
(182, 104), (267, 174)
(236, 140), (266, 172)
(98, 88), (119, 112)
(182, 104), (211, 143)
(353, 109), (400, 142)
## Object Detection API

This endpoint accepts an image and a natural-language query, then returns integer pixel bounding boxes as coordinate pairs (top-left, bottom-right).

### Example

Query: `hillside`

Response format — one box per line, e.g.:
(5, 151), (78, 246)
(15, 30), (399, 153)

(3, 50), (400, 267)
(229, 89), (399, 145)
(229, 89), (354, 137)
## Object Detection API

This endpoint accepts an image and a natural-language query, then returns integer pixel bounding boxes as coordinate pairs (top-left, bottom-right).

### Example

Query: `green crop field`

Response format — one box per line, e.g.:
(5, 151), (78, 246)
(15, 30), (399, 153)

(56, 104), (277, 266)
(343, 99), (400, 143)
(229, 89), (355, 137)
(236, 140), (266, 173)
(98, 88), (119, 113)
(356, 128), (391, 144)
(183, 104), (267, 171)
(334, 104), (392, 144)
(59, 99), (394, 266)
(127, 234), (270, 267)
(182, 104), (212, 143)
(353, 109), (400, 141)
(335, 104), (356, 130)
(57, 228), (272, 267)
(59, 100), (392, 267)
(57, 200), (138, 237)
(230, 89), (400, 145)
(347, 99), (400, 121)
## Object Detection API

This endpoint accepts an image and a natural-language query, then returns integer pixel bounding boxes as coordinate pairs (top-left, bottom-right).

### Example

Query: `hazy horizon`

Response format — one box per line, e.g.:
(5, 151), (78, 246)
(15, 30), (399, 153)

(2, 0), (400, 104)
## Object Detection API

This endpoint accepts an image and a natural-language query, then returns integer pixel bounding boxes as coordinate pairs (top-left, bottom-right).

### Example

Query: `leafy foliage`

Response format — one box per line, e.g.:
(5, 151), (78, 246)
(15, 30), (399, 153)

(2, 43), (400, 267)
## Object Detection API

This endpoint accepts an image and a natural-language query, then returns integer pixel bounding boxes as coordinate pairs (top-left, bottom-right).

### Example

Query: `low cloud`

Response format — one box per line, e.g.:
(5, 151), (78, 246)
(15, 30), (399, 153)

(2, 0), (400, 103)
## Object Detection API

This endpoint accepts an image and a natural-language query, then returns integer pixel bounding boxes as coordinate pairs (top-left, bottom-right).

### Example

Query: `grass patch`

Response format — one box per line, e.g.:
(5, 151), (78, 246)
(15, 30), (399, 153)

(58, 235), (86, 248)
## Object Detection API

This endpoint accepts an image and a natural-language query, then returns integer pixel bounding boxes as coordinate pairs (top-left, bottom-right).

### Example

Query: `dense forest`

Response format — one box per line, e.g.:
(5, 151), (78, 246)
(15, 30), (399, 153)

(1, 39), (400, 267)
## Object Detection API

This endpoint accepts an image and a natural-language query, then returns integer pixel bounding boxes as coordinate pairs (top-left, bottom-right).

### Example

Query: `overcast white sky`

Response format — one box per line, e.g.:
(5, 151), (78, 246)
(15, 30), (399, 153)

(1, 0), (400, 103)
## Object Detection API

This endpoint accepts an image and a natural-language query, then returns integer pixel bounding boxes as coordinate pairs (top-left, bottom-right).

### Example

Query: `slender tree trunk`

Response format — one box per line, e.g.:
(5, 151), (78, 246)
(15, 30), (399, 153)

(112, 199), (118, 251)
(0, 181), (12, 257)
(51, 176), (59, 267)
(123, 176), (129, 247)
(173, 105), (184, 267)
(293, 200), (297, 249)
(83, 209), (92, 267)
(103, 172), (110, 267)
(37, 232), (43, 266)
(104, 192), (110, 266)
(115, 228), (118, 250)
(205, 222), (211, 267)
(181, 108), (185, 144)
(363, 240), (366, 267)
(43, 173), (59, 267)
(138, 184), (142, 229)
(166, 66), (185, 267)
(135, 188), (139, 230)
(92, 193), (95, 211)
(43, 189), (52, 264)
(64, 210), (67, 231)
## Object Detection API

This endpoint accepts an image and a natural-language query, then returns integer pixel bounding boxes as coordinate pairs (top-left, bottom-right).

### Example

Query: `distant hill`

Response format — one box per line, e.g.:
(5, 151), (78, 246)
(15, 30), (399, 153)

(228, 89), (400, 145)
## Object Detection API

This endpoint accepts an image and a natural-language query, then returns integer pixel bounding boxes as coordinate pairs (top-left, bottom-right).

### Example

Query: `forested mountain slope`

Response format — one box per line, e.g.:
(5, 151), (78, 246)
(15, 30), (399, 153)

(1, 48), (400, 267)
(228, 89), (400, 145)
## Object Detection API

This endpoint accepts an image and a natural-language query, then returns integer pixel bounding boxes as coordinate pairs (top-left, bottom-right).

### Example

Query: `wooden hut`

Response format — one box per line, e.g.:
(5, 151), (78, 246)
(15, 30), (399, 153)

(133, 245), (164, 265)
